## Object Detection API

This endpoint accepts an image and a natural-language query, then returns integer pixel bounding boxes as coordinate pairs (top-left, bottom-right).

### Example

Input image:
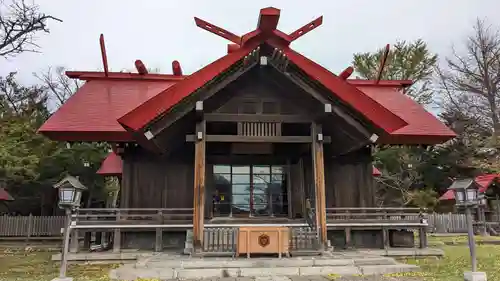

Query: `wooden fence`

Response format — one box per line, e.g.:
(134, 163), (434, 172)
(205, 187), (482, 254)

(0, 213), (479, 238)
(427, 213), (468, 233)
(0, 215), (66, 238)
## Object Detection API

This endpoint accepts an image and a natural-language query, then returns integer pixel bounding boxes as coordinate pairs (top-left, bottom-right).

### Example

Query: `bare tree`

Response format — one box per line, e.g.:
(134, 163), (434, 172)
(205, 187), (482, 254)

(0, 71), (48, 119)
(0, 0), (61, 57)
(35, 66), (80, 107)
(437, 19), (500, 144)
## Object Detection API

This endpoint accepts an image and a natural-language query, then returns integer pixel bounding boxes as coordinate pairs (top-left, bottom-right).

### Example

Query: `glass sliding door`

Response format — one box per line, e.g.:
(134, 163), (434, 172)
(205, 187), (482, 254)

(231, 165), (251, 217)
(212, 164), (288, 218)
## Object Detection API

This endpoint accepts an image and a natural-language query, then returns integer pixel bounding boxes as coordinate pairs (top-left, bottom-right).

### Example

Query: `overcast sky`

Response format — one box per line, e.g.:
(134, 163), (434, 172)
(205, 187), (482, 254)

(3, 0), (500, 85)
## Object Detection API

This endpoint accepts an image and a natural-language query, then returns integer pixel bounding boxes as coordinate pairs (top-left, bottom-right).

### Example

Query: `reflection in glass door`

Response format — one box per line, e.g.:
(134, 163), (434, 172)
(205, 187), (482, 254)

(212, 164), (287, 217)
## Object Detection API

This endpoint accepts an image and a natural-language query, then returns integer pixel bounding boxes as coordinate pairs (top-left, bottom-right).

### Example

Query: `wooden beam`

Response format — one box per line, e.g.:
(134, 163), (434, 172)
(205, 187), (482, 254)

(204, 113), (313, 123)
(192, 120), (206, 250)
(285, 70), (372, 138)
(186, 134), (331, 143)
(376, 44), (390, 84)
(311, 123), (327, 248)
(285, 72), (331, 104)
(99, 34), (109, 77)
(269, 66), (373, 139)
(150, 60), (258, 137)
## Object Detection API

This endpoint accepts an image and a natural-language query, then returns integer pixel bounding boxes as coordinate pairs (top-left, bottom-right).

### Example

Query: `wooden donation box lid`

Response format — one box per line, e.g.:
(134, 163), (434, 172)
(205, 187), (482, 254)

(238, 226), (290, 257)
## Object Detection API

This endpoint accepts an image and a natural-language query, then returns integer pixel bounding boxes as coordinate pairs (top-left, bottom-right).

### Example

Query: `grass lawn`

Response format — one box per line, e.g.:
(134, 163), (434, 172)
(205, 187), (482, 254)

(2, 236), (500, 281)
(0, 249), (118, 281)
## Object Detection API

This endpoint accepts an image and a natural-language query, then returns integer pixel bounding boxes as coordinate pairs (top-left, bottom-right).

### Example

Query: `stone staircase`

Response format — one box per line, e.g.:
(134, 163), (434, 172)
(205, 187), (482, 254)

(109, 253), (419, 280)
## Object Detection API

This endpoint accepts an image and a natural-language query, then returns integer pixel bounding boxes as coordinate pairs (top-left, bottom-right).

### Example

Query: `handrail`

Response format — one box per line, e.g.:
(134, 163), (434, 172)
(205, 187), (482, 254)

(326, 207), (426, 211)
(69, 222), (428, 230)
(76, 208), (193, 212)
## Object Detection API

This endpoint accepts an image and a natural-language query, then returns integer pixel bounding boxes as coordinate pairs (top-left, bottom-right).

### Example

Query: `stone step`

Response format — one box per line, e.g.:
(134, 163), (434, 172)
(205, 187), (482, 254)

(109, 255), (419, 280)
(138, 256), (398, 269)
(110, 262), (418, 280)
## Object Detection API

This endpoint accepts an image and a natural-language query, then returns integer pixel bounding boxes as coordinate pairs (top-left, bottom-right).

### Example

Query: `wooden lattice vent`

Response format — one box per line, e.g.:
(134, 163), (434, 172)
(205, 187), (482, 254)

(238, 122), (282, 137)
(236, 99), (283, 137)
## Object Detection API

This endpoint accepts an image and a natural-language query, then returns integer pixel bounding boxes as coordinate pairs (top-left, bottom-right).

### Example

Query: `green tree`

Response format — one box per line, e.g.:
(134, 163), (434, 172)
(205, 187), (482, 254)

(353, 40), (444, 208)
(0, 72), (108, 214)
(353, 39), (438, 105)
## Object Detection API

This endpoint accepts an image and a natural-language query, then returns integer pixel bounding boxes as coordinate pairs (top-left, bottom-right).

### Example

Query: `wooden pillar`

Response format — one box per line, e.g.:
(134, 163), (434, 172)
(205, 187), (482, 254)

(311, 123), (327, 247)
(112, 210), (121, 253)
(192, 119), (206, 250)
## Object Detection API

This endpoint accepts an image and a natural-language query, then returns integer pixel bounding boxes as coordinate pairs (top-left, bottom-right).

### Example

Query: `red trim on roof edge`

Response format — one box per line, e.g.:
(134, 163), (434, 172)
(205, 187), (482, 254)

(66, 71), (186, 81)
(38, 130), (135, 142)
(118, 41), (261, 131)
(268, 42), (408, 134)
(347, 80), (413, 87)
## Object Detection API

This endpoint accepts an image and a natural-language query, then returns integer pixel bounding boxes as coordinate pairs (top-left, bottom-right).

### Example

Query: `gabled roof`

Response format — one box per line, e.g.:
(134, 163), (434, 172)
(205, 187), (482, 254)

(118, 41), (261, 131)
(358, 86), (456, 144)
(118, 10), (407, 134)
(39, 7), (455, 145)
(439, 174), (499, 200)
(97, 152), (123, 176)
(39, 78), (178, 141)
(266, 42), (407, 134)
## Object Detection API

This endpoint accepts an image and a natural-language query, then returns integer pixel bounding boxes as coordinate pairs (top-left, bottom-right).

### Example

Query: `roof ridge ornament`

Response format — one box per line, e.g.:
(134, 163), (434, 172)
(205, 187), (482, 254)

(194, 7), (323, 49)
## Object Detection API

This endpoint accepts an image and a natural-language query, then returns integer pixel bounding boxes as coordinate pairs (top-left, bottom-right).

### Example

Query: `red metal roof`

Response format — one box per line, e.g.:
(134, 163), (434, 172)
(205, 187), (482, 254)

(97, 152), (123, 176)
(439, 174), (499, 200)
(0, 188), (14, 201)
(358, 86), (456, 144)
(373, 167), (382, 176)
(39, 7), (454, 146)
(39, 79), (178, 141)
(118, 41), (262, 131)
(269, 43), (407, 134)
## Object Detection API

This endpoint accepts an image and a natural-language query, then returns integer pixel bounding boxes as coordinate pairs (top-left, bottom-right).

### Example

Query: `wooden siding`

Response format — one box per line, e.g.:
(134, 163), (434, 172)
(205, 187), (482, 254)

(120, 145), (375, 211)
(120, 146), (194, 209)
(325, 147), (375, 208)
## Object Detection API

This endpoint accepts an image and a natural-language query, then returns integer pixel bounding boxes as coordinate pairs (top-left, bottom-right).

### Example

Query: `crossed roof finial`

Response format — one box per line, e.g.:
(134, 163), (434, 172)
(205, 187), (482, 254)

(193, 7), (323, 47)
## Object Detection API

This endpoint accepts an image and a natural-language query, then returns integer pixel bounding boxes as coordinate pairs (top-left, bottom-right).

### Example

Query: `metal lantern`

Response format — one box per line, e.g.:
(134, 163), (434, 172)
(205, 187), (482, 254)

(447, 178), (480, 207)
(53, 175), (87, 209)
(479, 194), (488, 207)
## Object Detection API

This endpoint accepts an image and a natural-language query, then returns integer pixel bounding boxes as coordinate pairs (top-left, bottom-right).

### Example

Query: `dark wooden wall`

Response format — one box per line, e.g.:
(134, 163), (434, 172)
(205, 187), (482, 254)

(119, 145), (375, 210)
(324, 146), (375, 208)
(120, 146), (194, 209)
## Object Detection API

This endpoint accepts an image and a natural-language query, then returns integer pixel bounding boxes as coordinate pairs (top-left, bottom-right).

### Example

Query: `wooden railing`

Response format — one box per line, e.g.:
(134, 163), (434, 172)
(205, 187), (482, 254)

(0, 215), (66, 238)
(326, 207), (428, 249)
(326, 207), (426, 224)
(73, 208), (193, 226)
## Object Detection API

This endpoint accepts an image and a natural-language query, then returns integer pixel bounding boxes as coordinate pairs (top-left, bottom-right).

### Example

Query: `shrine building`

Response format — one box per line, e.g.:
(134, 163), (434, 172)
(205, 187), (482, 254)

(39, 7), (455, 254)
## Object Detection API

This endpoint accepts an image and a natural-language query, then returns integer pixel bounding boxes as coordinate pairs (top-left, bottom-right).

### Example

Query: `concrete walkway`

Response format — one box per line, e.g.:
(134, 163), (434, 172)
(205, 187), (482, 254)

(154, 276), (422, 281)
(109, 252), (420, 281)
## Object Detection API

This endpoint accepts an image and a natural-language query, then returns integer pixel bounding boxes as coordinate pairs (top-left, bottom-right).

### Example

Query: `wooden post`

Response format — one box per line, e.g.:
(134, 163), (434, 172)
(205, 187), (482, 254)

(286, 159), (293, 219)
(155, 210), (163, 252)
(70, 214), (79, 253)
(84, 232), (91, 250)
(192, 120), (206, 250)
(311, 123), (327, 248)
(113, 210), (121, 253)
